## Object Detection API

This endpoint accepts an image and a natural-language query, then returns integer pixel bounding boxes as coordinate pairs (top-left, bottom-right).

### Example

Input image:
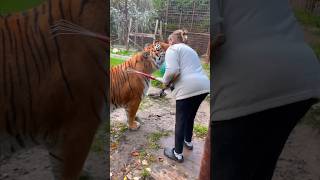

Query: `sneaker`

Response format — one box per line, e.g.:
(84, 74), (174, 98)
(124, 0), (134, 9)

(164, 147), (184, 163)
(184, 140), (193, 150)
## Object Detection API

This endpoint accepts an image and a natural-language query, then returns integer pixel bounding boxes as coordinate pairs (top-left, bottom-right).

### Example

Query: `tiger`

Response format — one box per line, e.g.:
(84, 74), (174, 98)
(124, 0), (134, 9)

(110, 41), (169, 130)
(0, 0), (108, 179)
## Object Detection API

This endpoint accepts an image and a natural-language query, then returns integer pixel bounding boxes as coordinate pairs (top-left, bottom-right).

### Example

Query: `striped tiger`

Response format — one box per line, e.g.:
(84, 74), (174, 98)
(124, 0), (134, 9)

(0, 0), (108, 179)
(110, 41), (169, 130)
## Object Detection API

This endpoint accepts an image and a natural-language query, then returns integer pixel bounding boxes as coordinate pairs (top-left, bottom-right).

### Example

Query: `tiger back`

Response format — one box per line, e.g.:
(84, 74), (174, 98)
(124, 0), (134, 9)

(110, 41), (169, 130)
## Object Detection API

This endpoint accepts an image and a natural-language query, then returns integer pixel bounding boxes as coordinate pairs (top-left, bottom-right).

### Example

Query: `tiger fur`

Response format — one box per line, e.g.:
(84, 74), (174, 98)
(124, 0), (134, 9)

(0, 0), (108, 179)
(110, 41), (169, 130)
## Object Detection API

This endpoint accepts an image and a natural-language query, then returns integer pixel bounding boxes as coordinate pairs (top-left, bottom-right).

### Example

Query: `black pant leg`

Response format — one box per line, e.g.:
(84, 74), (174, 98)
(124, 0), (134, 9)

(175, 98), (189, 154)
(212, 99), (315, 180)
(252, 99), (315, 180)
(184, 93), (208, 142)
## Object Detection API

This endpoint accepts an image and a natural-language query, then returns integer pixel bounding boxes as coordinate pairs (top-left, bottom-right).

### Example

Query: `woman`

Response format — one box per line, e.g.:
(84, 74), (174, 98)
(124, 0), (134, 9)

(158, 29), (210, 163)
(212, 0), (320, 179)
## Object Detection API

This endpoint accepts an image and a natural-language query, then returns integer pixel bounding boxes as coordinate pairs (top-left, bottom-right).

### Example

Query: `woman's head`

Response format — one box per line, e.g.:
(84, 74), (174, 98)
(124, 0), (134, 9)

(168, 29), (188, 45)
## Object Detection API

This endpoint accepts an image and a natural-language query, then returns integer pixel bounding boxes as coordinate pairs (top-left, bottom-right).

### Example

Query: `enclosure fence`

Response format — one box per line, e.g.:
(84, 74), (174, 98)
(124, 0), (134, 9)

(163, 0), (210, 56)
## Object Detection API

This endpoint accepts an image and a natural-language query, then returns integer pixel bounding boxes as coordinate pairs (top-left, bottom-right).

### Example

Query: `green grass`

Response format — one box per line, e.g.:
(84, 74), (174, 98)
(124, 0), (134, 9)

(141, 168), (151, 178)
(310, 43), (320, 59)
(293, 9), (320, 59)
(294, 9), (320, 28)
(0, 0), (44, 14)
(111, 48), (136, 56)
(147, 131), (171, 149)
(193, 123), (208, 138)
(202, 61), (210, 78)
(110, 57), (125, 67)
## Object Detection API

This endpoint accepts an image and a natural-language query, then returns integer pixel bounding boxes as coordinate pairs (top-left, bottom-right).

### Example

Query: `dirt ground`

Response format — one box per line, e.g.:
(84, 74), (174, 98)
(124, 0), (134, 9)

(110, 87), (210, 180)
(0, 87), (320, 180)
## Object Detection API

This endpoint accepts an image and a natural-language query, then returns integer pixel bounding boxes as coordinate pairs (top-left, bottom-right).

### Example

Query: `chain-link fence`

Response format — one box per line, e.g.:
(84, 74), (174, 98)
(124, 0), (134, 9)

(162, 0), (210, 55)
(111, 0), (210, 55)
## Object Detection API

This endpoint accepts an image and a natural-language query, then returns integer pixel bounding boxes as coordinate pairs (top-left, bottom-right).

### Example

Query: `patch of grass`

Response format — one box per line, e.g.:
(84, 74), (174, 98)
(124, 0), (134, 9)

(202, 61), (210, 78)
(110, 57), (125, 67)
(110, 122), (128, 151)
(111, 48), (136, 56)
(0, 0), (44, 14)
(141, 168), (151, 179)
(150, 79), (162, 88)
(111, 122), (128, 137)
(147, 131), (171, 149)
(310, 43), (320, 59)
(294, 9), (320, 28)
(193, 123), (208, 138)
(293, 9), (320, 59)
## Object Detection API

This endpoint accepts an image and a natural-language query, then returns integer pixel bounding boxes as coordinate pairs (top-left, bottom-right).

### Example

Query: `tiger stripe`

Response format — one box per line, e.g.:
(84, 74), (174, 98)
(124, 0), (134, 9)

(110, 42), (169, 130)
(0, 0), (108, 179)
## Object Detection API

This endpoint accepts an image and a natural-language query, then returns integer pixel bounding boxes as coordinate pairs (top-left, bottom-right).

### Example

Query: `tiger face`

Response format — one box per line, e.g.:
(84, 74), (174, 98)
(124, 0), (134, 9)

(143, 41), (169, 70)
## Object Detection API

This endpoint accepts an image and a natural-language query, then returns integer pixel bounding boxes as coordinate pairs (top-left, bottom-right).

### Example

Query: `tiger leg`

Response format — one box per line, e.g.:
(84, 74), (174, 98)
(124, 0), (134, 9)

(126, 100), (141, 130)
(48, 119), (99, 180)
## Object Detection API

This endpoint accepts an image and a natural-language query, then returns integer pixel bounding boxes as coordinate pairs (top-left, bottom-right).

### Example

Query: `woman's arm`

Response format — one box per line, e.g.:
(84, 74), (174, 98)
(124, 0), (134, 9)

(162, 48), (180, 85)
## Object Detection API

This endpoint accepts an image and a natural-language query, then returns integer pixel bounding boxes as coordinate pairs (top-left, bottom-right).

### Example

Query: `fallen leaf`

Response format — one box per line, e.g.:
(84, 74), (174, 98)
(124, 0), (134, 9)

(158, 157), (164, 162)
(111, 143), (118, 150)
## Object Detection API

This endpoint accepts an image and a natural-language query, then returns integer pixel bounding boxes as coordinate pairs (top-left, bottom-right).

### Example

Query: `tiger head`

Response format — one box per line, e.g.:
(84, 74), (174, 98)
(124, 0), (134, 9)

(143, 40), (170, 70)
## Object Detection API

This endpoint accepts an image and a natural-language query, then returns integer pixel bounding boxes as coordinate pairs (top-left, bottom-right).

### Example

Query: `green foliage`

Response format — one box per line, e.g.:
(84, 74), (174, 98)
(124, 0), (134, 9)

(294, 9), (320, 28)
(141, 168), (151, 178)
(151, 80), (162, 88)
(310, 43), (320, 59)
(110, 57), (125, 67)
(0, 0), (44, 14)
(201, 61), (210, 78)
(193, 123), (208, 138)
(293, 9), (320, 59)
(152, 0), (167, 11)
(147, 131), (170, 149)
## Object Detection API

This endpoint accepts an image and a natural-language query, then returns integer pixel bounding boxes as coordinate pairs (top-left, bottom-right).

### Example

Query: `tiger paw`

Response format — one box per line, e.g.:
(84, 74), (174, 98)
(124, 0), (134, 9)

(128, 121), (140, 131)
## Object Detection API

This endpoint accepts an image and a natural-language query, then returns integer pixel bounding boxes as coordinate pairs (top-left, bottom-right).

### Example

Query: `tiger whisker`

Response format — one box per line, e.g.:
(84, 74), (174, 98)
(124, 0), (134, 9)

(50, 19), (110, 43)
(50, 27), (84, 34)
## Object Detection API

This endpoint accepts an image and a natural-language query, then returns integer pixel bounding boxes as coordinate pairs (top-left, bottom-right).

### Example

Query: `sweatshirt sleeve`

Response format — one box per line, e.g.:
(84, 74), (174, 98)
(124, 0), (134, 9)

(162, 47), (180, 85)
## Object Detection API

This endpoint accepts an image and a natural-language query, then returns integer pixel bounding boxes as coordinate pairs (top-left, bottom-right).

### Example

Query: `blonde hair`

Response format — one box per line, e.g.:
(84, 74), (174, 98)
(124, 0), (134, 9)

(169, 29), (188, 44)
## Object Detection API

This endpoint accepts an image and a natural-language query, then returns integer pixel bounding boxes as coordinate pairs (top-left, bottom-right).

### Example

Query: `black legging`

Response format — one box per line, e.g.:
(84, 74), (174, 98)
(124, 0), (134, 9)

(175, 93), (208, 154)
(212, 98), (316, 180)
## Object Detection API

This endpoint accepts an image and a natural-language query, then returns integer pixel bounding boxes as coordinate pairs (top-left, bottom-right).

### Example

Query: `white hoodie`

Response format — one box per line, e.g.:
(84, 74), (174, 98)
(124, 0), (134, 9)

(162, 43), (210, 100)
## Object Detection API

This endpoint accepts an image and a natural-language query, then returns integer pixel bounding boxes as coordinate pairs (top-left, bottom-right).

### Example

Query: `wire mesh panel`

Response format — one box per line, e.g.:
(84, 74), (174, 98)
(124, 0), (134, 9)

(163, 0), (210, 55)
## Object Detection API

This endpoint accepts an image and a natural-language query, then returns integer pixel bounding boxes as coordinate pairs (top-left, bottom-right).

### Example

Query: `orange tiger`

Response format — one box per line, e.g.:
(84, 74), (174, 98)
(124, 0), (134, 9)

(0, 0), (107, 179)
(110, 41), (169, 130)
